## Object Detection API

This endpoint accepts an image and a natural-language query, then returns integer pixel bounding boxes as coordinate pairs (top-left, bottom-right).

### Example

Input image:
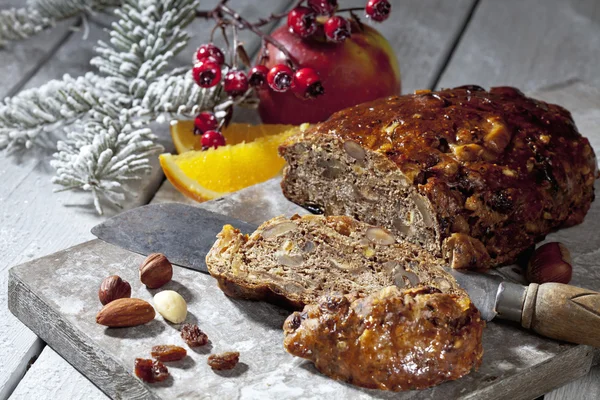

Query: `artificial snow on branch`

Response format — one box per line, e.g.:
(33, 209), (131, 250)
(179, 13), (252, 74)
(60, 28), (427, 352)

(134, 71), (226, 122)
(0, 8), (53, 47)
(51, 110), (163, 214)
(0, 73), (102, 151)
(0, 0), (121, 47)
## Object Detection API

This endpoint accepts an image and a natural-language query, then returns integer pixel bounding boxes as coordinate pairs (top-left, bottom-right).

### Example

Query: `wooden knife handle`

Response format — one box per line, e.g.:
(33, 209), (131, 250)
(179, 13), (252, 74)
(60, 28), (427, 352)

(521, 282), (600, 347)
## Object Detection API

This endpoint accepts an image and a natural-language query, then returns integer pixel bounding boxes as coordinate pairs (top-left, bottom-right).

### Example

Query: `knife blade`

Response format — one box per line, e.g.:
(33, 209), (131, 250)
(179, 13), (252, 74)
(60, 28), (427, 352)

(446, 268), (528, 322)
(92, 203), (600, 347)
(91, 203), (258, 273)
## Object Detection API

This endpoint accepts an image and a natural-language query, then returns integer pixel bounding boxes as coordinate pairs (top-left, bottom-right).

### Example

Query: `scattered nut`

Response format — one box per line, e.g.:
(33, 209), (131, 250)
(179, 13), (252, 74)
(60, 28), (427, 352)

(151, 345), (187, 362)
(98, 275), (131, 305)
(365, 227), (396, 246)
(96, 298), (155, 327)
(134, 358), (169, 383)
(208, 352), (240, 370)
(181, 324), (209, 347)
(153, 290), (187, 324)
(140, 253), (173, 289)
(526, 242), (572, 284)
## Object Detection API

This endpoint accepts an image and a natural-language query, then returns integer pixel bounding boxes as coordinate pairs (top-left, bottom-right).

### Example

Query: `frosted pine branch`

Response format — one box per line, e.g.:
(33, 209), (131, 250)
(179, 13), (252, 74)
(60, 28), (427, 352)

(92, 0), (197, 102)
(0, 8), (53, 47)
(0, 73), (103, 151)
(0, 1), (121, 47)
(49, 0), (200, 213)
(133, 71), (225, 122)
(29, 0), (122, 20)
(51, 112), (163, 214)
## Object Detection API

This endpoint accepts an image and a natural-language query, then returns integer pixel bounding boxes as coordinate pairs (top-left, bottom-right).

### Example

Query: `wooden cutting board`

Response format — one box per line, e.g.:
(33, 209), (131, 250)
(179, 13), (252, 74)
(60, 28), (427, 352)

(7, 81), (600, 400)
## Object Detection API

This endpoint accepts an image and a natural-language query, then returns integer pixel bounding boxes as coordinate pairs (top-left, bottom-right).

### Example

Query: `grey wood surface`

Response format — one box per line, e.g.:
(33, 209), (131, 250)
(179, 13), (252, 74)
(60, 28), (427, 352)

(2, 0), (600, 398)
(436, 0), (600, 91)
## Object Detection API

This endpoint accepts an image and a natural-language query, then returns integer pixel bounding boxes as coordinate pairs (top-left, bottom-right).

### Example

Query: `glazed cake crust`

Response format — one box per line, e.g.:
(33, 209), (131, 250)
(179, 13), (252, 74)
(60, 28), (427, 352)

(283, 286), (484, 391)
(279, 86), (597, 269)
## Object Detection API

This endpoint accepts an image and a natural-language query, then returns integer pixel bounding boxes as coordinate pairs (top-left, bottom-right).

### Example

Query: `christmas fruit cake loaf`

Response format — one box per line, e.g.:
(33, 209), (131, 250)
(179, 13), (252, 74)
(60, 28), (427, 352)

(278, 86), (597, 270)
(205, 214), (469, 310)
(283, 286), (483, 391)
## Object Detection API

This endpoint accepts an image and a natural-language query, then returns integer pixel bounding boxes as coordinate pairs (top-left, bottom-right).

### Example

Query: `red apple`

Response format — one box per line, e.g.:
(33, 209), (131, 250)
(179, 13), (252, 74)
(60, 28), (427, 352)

(258, 23), (401, 124)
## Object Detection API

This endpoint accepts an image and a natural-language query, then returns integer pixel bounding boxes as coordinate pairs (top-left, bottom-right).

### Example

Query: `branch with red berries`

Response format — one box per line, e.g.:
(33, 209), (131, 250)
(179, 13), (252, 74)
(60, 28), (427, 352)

(191, 0), (391, 150)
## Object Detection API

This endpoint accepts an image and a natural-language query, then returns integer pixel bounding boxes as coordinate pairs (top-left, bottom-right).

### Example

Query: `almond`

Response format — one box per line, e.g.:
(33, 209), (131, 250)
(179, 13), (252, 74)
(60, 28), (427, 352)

(96, 298), (155, 327)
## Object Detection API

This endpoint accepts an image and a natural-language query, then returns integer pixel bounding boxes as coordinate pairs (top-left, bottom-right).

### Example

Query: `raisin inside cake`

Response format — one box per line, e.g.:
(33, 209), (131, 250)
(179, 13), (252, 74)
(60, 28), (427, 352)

(279, 86), (597, 270)
(206, 214), (465, 310)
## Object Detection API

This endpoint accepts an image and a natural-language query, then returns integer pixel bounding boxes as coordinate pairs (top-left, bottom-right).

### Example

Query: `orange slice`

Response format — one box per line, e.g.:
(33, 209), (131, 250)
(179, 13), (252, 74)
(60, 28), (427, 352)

(170, 120), (295, 154)
(160, 124), (306, 202)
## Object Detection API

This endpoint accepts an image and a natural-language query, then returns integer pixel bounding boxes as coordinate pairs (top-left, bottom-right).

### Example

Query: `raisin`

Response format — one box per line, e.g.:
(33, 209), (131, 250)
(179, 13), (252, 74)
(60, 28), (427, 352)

(207, 352), (240, 370)
(180, 324), (209, 347)
(488, 190), (513, 213)
(134, 358), (169, 383)
(286, 313), (303, 331)
(151, 345), (187, 362)
(303, 202), (324, 215)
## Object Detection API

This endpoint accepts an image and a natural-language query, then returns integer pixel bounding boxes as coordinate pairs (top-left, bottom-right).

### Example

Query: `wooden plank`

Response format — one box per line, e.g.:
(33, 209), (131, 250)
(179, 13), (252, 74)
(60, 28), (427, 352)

(0, 16), (76, 98)
(361, 0), (476, 92)
(3, 1), (294, 398)
(436, 0), (600, 91)
(8, 347), (109, 400)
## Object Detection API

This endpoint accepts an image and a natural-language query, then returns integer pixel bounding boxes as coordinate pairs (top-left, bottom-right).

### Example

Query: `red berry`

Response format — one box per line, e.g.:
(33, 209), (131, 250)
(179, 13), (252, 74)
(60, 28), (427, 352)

(224, 70), (249, 97)
(248, 65), (269, 88)
(307, 0), (338, 15)
(201, 130), (226, 150)
(196, 44), (225, 65)
(324, 16), (351, 42)
(194, 112), (218, 135)
(192, 60), (221, 88)
(267, 65), (294, 92)
(292, 68), (324, 99)
(287, 6), (317, 38)
(365, 0), (391, 22)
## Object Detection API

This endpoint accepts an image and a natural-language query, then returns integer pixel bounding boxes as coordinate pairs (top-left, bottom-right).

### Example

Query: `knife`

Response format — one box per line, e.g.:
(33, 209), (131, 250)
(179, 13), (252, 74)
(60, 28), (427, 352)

(92, 203), (600, 347)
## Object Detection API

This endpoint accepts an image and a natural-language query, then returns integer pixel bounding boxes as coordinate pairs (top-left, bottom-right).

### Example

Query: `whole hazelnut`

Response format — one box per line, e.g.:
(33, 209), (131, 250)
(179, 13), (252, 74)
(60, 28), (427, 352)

(526, 242), (573, 284)
(140, 253), (173, 289)
(99, 275), (132, 305)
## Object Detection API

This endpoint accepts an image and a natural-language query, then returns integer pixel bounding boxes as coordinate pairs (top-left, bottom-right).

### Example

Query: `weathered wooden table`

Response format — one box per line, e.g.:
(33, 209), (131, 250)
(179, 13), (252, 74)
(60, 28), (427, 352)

(1, 1), (599, 399)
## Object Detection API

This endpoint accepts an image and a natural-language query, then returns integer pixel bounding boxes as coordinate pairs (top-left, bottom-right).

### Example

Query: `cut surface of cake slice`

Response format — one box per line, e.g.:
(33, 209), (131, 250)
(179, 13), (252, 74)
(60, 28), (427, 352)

(278, 86), (597, 270)
(206, 214), (465, 310)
